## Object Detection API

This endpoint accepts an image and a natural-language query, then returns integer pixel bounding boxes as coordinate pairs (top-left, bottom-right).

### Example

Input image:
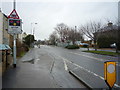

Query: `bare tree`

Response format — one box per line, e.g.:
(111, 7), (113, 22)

(80, 21), (102, 51)
(54, 23), (84, 45)
(68, 26), (83, 45)
(49, 31), (58, 45)
(54, 23), (69, 42)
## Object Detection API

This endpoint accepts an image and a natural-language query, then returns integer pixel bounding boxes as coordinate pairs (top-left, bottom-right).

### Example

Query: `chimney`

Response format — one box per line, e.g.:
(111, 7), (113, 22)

(108, 21), (113, 27)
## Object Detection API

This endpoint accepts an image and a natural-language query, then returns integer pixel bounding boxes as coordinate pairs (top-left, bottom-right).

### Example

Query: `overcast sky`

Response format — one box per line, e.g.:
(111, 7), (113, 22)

(1, 0), (119, 40)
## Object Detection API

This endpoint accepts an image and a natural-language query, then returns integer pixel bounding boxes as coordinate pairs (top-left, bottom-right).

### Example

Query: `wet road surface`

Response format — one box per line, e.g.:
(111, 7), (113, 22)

(3, 45), (87, 88)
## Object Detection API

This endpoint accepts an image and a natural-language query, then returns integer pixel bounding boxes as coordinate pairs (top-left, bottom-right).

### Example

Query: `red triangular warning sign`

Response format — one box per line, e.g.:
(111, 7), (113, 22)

(8, 9), (20, 19)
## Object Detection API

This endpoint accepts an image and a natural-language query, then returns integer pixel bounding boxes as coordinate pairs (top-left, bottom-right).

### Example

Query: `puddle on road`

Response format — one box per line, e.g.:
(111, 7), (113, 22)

(22, 59), (35, 64)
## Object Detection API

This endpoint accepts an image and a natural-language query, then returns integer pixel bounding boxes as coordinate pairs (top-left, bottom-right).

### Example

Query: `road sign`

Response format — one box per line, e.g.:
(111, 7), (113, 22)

(8, 18), (22, 34)
(8, 9), (20, 19)
(8, 9), (22, 34)
(104, 61), (116, 88)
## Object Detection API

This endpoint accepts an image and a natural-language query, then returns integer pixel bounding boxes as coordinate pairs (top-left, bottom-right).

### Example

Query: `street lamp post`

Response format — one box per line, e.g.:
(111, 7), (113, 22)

(33, 23), (37, 35)
(30, 23), (37, 47)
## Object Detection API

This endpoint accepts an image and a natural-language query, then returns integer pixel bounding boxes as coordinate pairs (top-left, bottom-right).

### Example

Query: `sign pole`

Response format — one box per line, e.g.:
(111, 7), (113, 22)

(14, 0), (16, 10)
(8, 0), (22, 68)
(13, 0), (16, 68)
(13, 34), (16, 68)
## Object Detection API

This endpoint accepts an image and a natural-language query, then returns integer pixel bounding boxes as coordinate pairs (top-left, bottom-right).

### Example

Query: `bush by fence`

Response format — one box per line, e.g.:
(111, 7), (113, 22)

(65, 45), (79, 49)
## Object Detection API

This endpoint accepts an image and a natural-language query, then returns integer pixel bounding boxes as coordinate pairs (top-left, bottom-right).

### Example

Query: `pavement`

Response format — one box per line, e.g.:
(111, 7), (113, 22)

(0, 62), (2, 89)
(2, 49), (58, 88)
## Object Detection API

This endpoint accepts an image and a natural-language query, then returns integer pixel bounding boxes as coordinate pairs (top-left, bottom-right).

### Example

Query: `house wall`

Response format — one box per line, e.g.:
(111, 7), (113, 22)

(0, 12), (13, 73)
(3, 14), (9, 45)
(0, 12), (3, 44)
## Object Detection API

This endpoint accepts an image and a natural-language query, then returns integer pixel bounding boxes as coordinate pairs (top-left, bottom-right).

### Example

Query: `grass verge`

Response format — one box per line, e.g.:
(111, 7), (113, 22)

(83, 50), (120, 56)
(17, 51), (27, 58)
(20, 51), (26, 57)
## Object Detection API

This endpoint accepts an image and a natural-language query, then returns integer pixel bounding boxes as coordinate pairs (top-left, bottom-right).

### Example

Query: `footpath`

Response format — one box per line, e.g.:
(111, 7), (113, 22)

(2, 49), (58, 88)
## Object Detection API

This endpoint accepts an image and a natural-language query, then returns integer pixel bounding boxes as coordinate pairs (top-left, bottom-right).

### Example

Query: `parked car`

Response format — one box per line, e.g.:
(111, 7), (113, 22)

(110, 43), (116, 48)
(78, 43), (89, 47)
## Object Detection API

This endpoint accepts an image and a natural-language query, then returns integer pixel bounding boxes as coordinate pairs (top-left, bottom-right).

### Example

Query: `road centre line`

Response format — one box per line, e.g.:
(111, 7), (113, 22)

(69, 52), (120, 66)
(69, 52), (104, 62)
(71, 51), (117, 62)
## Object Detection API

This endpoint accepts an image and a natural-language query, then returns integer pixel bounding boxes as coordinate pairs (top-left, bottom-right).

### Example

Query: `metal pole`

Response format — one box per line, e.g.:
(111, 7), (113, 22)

(13, 0), (16, 10)
(31, 23), (33, 35)
(13, 0), (16, 68)
(13, 34), (16, 68)
(33, 27), (35, 35)
(30, 23), (33, 47)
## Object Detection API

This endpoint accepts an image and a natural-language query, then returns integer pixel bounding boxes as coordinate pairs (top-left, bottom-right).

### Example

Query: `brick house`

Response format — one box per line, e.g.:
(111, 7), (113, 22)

(0, 10), (13, 73)
(95, 22), (119, 48)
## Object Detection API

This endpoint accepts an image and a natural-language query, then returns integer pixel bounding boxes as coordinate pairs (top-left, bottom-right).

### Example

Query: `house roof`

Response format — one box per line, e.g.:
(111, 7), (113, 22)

(102, 25), (118, 31)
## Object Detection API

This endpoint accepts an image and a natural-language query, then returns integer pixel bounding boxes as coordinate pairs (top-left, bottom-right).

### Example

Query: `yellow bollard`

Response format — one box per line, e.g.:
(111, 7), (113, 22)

(104, 61), (116, 89)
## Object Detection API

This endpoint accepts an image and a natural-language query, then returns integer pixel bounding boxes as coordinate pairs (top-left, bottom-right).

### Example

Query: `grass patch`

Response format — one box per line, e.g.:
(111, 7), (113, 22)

(17, 51), (27, 58)
(20, 51), (26, 57)
(83, 50), (120, 56)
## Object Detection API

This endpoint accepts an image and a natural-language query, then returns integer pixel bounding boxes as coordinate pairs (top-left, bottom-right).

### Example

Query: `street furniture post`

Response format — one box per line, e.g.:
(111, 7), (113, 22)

(104, 61), (116, 89)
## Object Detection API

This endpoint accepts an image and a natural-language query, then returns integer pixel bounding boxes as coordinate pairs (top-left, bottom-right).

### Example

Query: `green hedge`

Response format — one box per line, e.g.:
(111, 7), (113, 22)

(65, 45), (79, 49)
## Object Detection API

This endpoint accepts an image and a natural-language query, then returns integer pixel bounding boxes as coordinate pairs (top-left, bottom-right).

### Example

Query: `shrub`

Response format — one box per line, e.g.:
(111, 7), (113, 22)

(83, 44), (88, 48)
(65, 45), (79, 49)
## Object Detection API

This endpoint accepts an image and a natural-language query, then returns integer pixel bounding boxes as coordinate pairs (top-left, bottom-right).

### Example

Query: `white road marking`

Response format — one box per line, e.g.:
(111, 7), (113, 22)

(70, 52), (120, 67)
(57, 54), (104, 80)
(53, 52), (120, 88)
(63, 60), (68, 71)
(114, 84), (120, 88)
(70, 52), (104, 62)
(33, 58), (40, 64)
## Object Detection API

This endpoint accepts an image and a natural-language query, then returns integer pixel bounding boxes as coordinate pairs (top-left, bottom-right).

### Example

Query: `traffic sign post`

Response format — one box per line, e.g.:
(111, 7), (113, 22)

(8, 3), (22, 68)
(13, 34), (16, 68)
(104, 61), (116, 89)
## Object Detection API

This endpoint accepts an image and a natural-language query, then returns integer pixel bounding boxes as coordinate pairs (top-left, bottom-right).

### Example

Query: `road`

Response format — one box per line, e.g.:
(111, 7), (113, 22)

(3, 45), (87, 88)
(41, 45), (120, 88)
(3, 45), (120, 88)
(32, 45), (87, 88)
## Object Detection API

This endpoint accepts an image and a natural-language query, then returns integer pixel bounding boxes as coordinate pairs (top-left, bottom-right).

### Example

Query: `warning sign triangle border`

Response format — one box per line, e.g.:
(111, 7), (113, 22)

(8, 9), (20, 19)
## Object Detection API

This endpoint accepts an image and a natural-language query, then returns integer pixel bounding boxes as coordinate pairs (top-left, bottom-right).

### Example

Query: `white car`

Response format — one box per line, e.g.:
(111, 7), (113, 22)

(110, 43), (116, 48)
